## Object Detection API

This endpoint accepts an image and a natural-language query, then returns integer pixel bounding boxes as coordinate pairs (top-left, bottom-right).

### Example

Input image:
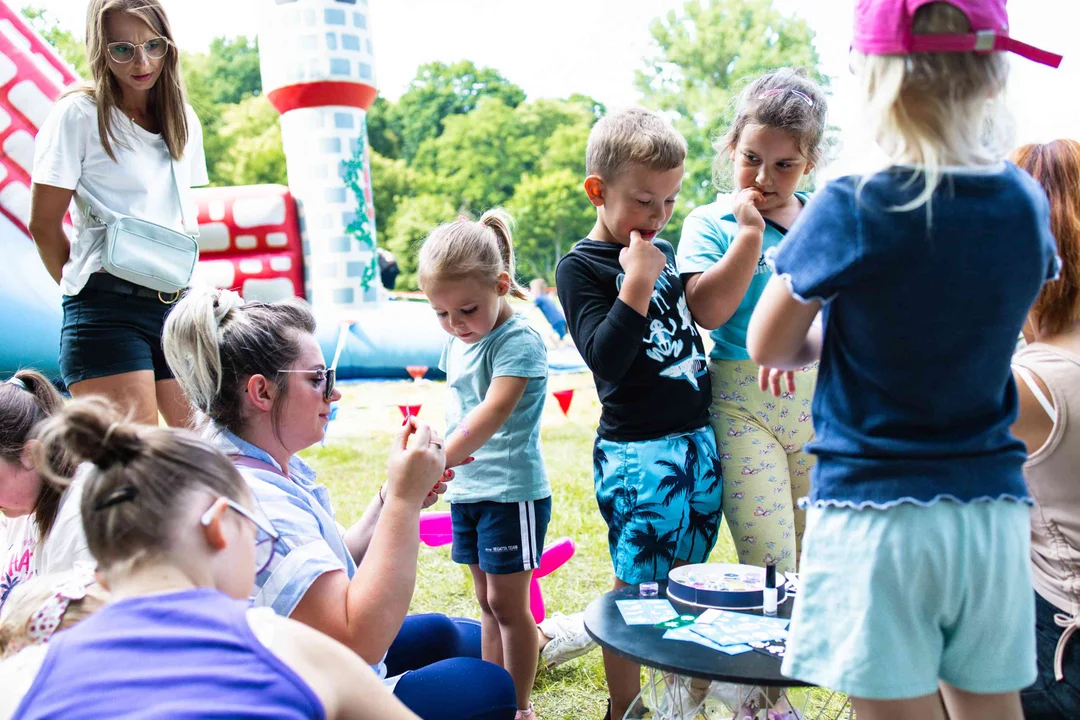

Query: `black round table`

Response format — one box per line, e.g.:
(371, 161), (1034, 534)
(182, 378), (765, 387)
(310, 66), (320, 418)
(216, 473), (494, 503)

(583, 581), (809, 687)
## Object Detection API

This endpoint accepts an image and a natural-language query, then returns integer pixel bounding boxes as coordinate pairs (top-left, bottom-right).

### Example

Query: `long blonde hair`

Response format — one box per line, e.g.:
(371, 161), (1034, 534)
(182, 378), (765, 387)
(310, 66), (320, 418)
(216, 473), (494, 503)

(77, 0), (189, 161)
(853, 2), (1011, 210)
(418, 209), (528, 300)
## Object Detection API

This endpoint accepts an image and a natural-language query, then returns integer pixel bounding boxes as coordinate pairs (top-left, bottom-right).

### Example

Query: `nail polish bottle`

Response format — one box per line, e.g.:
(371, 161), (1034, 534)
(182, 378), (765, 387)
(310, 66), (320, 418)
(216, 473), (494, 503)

(763, 563), (778, 616)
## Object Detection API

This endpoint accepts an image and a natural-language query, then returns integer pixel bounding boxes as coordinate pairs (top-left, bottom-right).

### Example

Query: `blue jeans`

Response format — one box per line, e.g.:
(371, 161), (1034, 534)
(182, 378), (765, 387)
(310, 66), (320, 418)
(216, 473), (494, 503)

(388, 614), (515, 720)
(1022, 591), (1080, 719)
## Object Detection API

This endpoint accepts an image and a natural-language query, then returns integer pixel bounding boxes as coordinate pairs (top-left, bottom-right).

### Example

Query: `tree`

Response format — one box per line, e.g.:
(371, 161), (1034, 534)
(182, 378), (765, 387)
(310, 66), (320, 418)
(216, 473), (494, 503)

(509, 170), (593, 284)
(21, 5), (89, 78)
(366, 96), (400, 160)
(392, 60), (526, 163)
(382, 194), (456, 289)
(413, 97), (532, 213)
(183, 36), (261, 107)
(369, 150), (433, 240)
(211, 95), (286, 187)
(636, 0), (824, 226)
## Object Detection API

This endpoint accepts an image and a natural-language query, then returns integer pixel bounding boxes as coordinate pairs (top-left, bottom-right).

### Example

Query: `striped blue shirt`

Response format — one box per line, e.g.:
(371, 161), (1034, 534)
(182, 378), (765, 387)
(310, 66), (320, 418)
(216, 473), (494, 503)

(209, 430), (355, 617)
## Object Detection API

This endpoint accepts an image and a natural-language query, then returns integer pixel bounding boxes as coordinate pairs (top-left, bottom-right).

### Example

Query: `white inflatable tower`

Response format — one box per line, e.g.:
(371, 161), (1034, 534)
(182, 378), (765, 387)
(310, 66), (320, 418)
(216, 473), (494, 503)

(259, 0), (379, 307)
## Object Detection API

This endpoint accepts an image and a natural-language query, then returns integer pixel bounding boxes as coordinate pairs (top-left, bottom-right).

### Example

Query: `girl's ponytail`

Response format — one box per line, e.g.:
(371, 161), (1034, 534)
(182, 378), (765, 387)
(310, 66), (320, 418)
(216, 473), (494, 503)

(162, 287), (244, 418)
(479, 209), (528, 300)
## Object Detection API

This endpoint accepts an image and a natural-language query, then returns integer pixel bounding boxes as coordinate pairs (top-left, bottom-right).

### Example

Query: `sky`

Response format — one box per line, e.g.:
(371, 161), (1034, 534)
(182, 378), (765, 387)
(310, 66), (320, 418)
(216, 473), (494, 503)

(38, 0), (1079, 151)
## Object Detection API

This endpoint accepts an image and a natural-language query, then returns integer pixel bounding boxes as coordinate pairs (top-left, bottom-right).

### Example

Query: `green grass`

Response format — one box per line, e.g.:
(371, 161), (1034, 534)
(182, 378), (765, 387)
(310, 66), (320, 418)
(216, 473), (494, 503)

(300, 377), (846, 719)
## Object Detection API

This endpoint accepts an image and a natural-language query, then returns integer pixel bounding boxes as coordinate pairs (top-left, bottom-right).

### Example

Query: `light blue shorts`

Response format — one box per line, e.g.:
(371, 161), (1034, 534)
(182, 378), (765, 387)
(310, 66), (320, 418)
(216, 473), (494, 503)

(781, 499), (1035, 700)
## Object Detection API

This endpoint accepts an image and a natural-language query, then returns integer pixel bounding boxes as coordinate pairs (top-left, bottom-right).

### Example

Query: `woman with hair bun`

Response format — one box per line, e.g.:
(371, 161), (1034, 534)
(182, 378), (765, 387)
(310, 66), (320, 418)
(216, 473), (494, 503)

(0, 370), (90, 613)
(7, 397), (420, 720)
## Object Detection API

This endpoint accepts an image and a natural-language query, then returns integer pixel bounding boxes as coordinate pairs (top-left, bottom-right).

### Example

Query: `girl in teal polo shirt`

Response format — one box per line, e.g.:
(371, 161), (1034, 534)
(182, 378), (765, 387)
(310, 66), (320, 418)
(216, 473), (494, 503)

(677, 68), (828, 575)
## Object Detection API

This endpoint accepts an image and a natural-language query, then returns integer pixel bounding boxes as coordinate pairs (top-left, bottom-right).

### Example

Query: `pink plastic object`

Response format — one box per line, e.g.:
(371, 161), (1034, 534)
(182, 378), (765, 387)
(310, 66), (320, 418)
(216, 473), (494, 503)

(416, 513), (576, 624)
(531, 537), (575, 624)
(418, 512), (453, 547)
(398, 404), (422, 420)
(406, 365), (428, 381)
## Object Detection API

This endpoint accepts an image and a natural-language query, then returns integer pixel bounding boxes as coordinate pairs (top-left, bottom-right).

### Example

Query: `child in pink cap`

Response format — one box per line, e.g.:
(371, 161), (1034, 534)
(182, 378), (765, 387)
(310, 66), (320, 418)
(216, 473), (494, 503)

(746, 2), (1062, 718)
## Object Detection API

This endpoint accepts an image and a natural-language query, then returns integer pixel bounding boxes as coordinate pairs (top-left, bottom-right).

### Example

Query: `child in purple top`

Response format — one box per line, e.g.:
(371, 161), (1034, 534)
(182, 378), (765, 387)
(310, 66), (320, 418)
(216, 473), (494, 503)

(8, 397), (416, 720)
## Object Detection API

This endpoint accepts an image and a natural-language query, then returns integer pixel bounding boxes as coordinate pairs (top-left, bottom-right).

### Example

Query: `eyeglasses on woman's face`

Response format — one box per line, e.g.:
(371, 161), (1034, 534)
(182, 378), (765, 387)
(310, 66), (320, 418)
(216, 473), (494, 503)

(107, 37), (170, 64)
(278, 367), (337, 402)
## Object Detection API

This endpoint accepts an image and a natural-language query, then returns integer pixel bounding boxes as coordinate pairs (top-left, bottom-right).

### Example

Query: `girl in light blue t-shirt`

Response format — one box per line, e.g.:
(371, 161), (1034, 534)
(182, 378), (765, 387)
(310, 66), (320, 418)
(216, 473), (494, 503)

(419, 209), (551, 720)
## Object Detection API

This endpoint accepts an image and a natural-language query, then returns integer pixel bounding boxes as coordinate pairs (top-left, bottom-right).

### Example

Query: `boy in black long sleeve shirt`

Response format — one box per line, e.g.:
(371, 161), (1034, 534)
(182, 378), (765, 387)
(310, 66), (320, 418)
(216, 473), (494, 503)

(555, 108), (722, 720)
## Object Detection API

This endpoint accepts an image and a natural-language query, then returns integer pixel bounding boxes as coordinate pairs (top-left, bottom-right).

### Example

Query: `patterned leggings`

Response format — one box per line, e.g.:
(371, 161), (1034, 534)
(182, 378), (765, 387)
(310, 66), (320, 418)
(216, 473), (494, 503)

(708, 359), (818, 575)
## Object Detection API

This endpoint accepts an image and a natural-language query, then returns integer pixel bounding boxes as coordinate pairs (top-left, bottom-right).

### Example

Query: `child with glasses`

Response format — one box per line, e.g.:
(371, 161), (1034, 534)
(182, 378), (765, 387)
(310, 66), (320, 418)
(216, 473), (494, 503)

(163, 287), (518, 720)
(417, 210), (552, 720)
(3, 397), (419, 720)
(29, 0), (207, 428)
(746, 2), (1062, 717)
(676, 67), (828, 577)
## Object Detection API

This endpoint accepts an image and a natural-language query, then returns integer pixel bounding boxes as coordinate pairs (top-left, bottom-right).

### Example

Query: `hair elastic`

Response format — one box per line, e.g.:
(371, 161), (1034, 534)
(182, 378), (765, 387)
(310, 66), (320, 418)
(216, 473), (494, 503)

(92, 485), (139, 511)
(4, 376), (28, 391)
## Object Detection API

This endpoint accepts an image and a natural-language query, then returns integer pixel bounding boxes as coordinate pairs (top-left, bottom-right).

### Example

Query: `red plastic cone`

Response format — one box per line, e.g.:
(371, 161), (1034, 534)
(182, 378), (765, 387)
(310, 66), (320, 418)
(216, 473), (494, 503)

(553, 389), (574, 417)
(406, 365), (428, 381)
(398, 404), (422, 421)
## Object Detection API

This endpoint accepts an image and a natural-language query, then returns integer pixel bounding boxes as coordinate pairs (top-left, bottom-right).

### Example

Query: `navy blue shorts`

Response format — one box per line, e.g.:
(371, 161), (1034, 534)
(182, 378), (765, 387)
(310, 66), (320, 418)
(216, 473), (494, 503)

(450, 498), (552, 575)
(60, 274), (178, 387)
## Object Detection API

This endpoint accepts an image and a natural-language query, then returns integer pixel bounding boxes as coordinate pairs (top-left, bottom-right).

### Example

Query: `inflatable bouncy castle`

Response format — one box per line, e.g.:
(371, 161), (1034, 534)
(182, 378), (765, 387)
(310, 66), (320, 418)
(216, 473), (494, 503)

(0, 0), (449, 380)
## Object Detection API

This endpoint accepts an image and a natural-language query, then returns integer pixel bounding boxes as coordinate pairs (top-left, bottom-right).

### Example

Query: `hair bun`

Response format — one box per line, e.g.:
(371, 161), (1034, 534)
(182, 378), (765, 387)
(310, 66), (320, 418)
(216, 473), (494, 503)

(213, 289), (244, 327)
(92, 421), (142, 470)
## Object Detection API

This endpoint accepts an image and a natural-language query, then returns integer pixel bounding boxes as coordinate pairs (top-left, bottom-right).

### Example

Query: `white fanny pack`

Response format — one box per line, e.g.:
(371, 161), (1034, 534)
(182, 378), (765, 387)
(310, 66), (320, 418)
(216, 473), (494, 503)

(81, 158), (199, 296)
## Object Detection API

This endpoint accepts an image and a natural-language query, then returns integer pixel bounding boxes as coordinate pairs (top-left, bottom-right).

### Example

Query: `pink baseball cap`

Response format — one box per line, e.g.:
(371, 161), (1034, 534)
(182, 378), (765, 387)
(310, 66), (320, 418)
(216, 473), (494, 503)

(853, 0), (1063, 68)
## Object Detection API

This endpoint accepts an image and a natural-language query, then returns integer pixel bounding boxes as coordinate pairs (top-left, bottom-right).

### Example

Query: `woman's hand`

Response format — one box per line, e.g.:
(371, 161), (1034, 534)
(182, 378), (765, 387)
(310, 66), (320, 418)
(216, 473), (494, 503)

(759, 366), (797, 398)
(385, 417), (445, 507)
(420, 455), (474, 508)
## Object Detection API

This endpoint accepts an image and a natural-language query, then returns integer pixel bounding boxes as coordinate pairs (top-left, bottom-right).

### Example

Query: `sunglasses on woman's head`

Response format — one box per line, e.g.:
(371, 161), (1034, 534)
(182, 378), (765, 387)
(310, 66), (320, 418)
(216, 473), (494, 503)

(278, 367), (337, 402)
(107, 37), (170, 63)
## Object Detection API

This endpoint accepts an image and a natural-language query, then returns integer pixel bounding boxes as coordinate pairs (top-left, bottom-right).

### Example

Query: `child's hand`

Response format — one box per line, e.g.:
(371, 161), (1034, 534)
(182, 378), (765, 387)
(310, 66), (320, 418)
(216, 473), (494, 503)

(421, 455), (471, 508)
(733, 188), (766, 233)
(619, 230), (667, 286)
(386, 417), (446, 507)
(759, 366), (796, 398)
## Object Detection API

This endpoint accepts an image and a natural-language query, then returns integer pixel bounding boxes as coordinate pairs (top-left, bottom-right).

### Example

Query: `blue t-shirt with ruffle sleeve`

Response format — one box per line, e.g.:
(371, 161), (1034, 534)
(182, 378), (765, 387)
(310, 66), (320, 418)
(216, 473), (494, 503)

(771, 163), (1060, 509)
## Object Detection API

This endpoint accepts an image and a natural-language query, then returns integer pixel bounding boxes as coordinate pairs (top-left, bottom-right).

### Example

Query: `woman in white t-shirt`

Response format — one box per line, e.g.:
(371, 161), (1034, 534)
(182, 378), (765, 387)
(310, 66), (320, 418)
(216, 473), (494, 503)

(0, 371), (91, 615)
(28, 0), (207, 427)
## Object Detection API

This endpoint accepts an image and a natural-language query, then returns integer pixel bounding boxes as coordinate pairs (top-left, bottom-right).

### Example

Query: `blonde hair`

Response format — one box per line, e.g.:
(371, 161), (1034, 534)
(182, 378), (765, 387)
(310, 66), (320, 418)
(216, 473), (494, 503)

(76, 0), (190, 162)
(34, 397), (250, 578)
(854, 2), (1011, 210)
(1011, 140), (1080, 336)
(585, 107), (687, 181)
(716, 67), (829, 188)
(163, 288), (317, 435)
(0, 571), (109, 659)
(417, 209), (528, 300)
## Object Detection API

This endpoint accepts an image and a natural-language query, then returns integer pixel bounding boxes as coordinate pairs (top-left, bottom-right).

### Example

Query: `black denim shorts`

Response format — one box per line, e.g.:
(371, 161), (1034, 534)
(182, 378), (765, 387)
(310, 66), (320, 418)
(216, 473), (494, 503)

(59, 274), (179, 387)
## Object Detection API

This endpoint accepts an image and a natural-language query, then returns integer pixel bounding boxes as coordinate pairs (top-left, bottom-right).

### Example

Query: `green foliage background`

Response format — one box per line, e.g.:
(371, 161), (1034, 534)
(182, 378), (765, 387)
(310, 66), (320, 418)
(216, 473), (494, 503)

(23, 0), (823, 289)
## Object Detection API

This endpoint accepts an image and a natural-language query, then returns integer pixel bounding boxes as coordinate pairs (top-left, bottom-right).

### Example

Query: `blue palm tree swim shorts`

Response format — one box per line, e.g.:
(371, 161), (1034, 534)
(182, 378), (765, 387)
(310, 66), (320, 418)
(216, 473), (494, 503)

(593, 427), (723, 584)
